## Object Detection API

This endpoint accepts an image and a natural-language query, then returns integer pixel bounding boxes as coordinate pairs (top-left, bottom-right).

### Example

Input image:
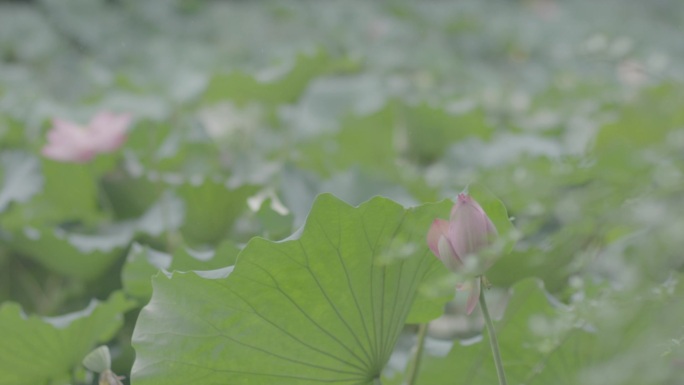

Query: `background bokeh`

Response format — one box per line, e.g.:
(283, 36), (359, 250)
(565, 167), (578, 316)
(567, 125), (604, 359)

(1, 0), (683, 384)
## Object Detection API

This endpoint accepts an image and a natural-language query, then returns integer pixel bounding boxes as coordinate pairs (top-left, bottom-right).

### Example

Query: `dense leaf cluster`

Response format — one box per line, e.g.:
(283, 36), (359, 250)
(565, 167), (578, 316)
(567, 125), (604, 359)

(1, 0), (683, 384)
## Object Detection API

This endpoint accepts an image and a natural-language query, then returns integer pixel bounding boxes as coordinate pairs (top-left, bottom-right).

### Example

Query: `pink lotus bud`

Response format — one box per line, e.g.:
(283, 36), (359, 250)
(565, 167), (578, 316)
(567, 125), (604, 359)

(427, 193), (498, 314)
(41, 111), (131, 163)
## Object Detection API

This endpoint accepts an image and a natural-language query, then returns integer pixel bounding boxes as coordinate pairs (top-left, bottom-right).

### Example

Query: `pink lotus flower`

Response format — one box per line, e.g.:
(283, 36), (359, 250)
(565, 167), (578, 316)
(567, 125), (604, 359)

(42, 112), (131, 163)
(427, 193), (498, 314)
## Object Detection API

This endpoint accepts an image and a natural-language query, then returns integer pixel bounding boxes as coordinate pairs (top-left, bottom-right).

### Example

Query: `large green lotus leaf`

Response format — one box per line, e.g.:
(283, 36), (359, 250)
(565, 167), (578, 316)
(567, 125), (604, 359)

(132, 194), (456, 384)
(0, 291), (135, 385)
(122, 241), (240, 301)
(402, 279), (596, 385)
(179, 178), (259, 245)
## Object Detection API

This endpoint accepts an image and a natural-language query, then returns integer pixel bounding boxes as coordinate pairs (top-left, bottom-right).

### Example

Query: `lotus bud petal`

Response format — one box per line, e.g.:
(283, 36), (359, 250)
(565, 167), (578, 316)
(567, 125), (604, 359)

(426, 193), (499, 314)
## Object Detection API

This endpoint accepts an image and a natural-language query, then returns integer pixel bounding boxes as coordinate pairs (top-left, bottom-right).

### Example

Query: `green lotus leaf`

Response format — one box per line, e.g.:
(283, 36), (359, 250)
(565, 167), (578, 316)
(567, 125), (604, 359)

(0, 190), (183, 280)
(0, 292), (135, 385)
(403, 279), (596, 385)
(179, 178), (259, 245)
(202, 50), (335, 105)
(132, 194), (456, 384)
(0, 151), (43, 214)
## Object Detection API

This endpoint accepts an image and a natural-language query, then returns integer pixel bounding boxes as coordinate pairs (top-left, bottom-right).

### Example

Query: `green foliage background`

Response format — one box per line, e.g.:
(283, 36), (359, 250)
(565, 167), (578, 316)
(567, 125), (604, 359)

(1, 0), (683, 384)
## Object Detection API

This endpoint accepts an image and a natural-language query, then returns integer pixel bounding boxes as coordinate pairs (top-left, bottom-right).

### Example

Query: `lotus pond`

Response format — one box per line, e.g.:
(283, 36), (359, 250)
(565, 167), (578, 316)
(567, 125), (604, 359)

(1, 1), (683, 384)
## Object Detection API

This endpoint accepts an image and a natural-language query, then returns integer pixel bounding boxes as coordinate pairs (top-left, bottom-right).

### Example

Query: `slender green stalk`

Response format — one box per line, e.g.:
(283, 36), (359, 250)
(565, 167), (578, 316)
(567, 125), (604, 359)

(405, 323), (429, 385)
(374, 377), (383, 385)
(479, 279), (508, 385)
